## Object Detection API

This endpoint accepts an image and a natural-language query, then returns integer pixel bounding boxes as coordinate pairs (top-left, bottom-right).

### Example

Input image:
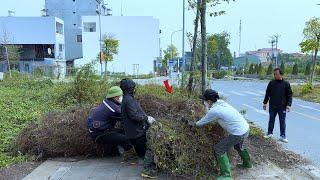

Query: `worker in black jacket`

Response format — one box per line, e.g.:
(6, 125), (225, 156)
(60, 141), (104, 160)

(263, 68), (293, 143)
(120, 78), (157, 179)
(87, 86), (136, 161)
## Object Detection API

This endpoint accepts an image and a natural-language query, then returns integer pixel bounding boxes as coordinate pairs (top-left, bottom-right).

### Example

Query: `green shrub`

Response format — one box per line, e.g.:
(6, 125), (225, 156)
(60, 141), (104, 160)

(259, 68), (266, 80)
(301, 82), (313, 95)
(305, 63), (311, 76)
(292, 64), (299, 75)
(212, 70), (228, 79)
(266, 63), (273, 75)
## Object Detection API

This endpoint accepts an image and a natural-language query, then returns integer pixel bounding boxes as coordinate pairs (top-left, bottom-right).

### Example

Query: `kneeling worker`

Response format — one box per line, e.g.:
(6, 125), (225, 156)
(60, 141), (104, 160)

(87, 86), (136, 161)
(196, 89), (252, 180)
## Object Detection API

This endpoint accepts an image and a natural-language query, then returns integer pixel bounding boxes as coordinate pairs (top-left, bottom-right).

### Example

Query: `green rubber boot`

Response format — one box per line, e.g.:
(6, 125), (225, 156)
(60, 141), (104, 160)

(216, 153), (233, 180)
(237, 149), (252, 168)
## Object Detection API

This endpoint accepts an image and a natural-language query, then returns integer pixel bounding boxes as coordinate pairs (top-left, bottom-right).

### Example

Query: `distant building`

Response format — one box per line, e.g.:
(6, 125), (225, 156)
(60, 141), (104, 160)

(233, 54), (261, 68)
(79, 16), (160, 75)
(0, 16), (66, 78)
(45, 0), (109, 64)
(246, 48), (282, 64)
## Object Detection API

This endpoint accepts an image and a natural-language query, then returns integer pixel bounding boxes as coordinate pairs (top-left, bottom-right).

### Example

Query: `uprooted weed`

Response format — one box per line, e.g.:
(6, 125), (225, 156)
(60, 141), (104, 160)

(13, 87), (304, 178)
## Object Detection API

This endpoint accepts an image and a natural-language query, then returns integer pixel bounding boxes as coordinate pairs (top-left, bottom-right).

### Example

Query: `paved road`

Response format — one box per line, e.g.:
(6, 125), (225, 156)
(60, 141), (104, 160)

(211, 80), (320, 167)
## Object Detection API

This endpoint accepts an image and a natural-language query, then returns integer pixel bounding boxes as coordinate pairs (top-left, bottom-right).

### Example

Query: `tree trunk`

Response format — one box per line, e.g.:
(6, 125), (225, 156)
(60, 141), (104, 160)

(187, 0), (201, 94)
(105, 61), (108, 79)
(311, 38), (319, 85)
(200, 0), (207, 95)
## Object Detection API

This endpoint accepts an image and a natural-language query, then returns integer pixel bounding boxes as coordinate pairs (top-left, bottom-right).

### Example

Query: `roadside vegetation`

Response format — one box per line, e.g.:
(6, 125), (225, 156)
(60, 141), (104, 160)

(292, 83), (320, 103)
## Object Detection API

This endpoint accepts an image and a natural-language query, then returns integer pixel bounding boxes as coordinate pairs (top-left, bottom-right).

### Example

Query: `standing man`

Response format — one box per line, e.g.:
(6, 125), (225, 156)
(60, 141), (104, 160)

(196, 89), (252, 180)
(120, 78), (157, 179)
(263, 68), (293, 143)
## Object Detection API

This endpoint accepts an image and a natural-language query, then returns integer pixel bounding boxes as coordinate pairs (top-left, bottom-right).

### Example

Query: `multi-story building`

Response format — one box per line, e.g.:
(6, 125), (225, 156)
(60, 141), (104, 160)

(44, 0), (109, 64)
(0, 16), (66, 77)
(79, 16), (160, 75)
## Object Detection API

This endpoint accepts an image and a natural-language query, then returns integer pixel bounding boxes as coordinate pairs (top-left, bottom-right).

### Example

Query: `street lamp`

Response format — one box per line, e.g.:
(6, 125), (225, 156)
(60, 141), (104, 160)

(96, 3), (104, 77)
(170, 29), (182, 76)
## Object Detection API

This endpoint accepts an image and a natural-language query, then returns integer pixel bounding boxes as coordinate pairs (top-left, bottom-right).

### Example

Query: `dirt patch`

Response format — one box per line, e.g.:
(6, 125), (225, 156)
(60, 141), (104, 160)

(0, 161), (41, 180)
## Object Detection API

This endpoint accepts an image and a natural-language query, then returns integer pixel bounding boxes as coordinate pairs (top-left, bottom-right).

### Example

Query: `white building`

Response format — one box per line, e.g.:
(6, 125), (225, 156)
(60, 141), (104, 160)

(0, 16), (66, 77)
(45, 0), (109, 63)
(78, 16), (160, 75)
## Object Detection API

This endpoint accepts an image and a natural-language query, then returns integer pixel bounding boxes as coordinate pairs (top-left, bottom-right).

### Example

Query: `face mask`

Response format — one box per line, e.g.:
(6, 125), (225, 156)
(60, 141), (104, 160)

(204, 101), (210, 111)
(117, 96), (123, 104)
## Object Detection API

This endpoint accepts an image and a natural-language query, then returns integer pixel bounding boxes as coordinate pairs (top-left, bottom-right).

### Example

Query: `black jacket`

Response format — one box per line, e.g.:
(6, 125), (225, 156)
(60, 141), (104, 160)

(120, 79), (148, 139)
(263, 79), (293, 108)
(87, 98), (122, 132)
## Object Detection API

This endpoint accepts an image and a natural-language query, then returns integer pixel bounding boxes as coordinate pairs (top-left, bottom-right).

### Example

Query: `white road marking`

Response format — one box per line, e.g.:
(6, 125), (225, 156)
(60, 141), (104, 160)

(257, 90), (265, 95)
(251, 97), (320, 121)
(292, 111), (320, 121)
(244, 91), (262, 97)
(219, 92), (230, 97)
(230, 91), (246, 96)
(296, 104), (320, 113)
(242, 104), (268, 116)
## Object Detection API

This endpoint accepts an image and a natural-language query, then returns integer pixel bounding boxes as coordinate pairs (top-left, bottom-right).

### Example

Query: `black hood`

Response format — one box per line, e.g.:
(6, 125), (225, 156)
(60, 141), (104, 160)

(120, 78), (136, 96)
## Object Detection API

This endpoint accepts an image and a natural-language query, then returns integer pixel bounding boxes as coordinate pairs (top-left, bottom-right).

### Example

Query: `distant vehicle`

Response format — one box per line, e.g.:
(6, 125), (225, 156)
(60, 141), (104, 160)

(220, 66), (229, 71)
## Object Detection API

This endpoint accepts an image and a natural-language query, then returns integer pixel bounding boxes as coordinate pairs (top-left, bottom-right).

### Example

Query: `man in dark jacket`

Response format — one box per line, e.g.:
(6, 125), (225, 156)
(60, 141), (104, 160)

(263, 68), (293, 143)
(87, 86), (136, 160)
(120, 78), (157, 179)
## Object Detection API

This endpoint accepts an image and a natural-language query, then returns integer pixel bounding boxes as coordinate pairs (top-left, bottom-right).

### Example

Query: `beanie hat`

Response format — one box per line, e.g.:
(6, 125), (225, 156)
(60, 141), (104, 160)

(106, 86), (123, 98)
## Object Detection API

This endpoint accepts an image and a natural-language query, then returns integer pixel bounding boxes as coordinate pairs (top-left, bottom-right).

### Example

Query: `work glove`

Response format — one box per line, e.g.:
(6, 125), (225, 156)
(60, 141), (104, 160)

(147, 116), (156, 125)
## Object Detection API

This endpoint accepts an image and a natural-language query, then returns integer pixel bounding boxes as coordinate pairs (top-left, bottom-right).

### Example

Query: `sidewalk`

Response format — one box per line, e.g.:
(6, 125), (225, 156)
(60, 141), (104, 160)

(23, 156), (320, 180)
(23, 157), (172, 180)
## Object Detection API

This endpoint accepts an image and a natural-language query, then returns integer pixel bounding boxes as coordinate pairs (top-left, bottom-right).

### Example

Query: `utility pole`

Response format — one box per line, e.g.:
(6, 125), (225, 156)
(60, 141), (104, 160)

(182, 0), (186, 79)
(239, 19), (242, 57)
(96, 3), (103, 77)
(274, 35), (280, 67)
(269, 36), (275, 67)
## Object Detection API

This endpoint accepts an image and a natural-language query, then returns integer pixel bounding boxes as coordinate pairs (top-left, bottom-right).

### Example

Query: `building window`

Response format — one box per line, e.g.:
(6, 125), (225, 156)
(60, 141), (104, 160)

(56, 22), (64, 35)
(77, 35), (82, 42)
(59, 44), (64, 52)
(83, 22), (96, 32)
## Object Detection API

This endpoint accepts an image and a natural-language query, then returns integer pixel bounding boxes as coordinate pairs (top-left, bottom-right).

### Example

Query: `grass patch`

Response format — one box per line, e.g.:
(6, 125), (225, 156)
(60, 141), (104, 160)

(292, 84), (320, 103)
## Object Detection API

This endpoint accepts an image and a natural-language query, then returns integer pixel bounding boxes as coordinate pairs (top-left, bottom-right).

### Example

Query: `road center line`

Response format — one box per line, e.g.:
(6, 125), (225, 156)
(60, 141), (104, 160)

(230, 91), (246, 96)
(244, 91), (262, 96)
(296, 104), (320, 113)
(242, 104), (268, 116)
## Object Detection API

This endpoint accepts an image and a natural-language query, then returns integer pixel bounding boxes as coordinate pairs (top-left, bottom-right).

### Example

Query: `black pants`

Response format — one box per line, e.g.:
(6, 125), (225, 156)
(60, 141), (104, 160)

(130, 135), (147, 157)
(92, 128), (132, 151)
(268, 106), (286, 138)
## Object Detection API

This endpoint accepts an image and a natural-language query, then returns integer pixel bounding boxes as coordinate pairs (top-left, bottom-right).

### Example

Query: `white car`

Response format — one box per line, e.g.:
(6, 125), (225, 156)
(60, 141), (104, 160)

(0, 72), (3, 81)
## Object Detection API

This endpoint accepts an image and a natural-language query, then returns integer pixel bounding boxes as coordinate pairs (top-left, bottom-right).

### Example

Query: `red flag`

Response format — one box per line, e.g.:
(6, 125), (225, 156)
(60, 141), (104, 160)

(163, 79), (172, 94)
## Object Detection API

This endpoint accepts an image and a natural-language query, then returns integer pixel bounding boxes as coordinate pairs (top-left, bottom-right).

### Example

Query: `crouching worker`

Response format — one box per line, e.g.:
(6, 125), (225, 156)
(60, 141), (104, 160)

(87, 86), (136, 161)
(120, 78), (157, 179)
(196, 89), (252, 180)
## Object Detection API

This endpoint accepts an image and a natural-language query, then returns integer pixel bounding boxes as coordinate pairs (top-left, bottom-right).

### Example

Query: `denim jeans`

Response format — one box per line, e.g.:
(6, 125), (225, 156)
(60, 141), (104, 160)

(268, 106), (286, 138)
